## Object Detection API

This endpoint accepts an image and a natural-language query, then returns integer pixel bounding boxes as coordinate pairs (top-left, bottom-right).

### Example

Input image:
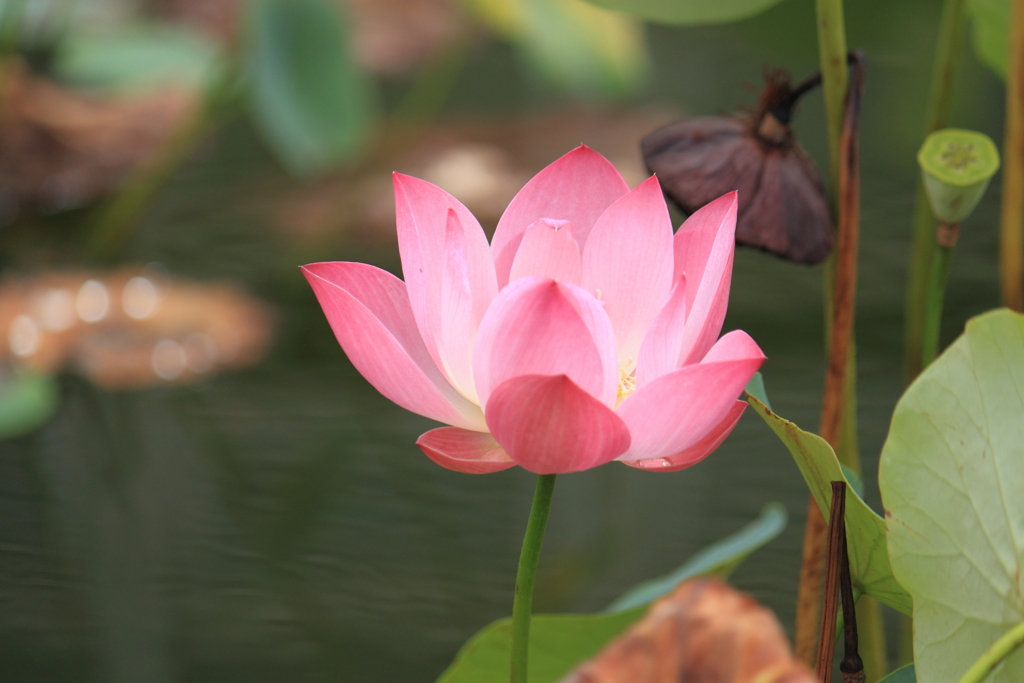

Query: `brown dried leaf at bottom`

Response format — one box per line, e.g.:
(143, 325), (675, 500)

(560, 578), (815, 683)
(0, 61), (197, 219)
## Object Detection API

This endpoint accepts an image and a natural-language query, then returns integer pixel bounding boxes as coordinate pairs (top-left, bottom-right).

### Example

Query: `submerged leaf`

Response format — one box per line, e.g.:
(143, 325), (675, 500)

(879, 308), (1024, 683)
(561, 579), (814, 683)
(605, 502), (786, 612)
(746, 396), (912, 615)
(437, 506), (786, 682)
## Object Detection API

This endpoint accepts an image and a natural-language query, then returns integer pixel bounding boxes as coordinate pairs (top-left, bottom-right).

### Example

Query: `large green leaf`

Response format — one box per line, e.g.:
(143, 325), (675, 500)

(437, 504), (787, 682)
(879, 308), (1024, 683)
(55, 25), (223, 91)
(245, 0), (374, 175)
(578, 0), (785, 25)
(747, 396), (912, 615)
(968, 0), (1009, 81)
(0, 373), (58, 439)
(465, 0), (648, 97)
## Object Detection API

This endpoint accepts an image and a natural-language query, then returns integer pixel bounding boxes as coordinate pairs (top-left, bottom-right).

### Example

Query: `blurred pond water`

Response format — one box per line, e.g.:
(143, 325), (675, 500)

(0, 0), (1009, 680)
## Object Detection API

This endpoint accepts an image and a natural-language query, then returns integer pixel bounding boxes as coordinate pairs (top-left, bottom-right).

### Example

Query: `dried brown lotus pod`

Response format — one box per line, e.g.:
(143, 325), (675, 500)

(0, 61), (198, 220)
(642, 70), (835, 265)
(0, 268), (272, 389)
(560, 578), (815, 683)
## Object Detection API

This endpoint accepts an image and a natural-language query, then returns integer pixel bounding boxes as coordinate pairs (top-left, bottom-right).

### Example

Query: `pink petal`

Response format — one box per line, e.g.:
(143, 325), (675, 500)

(582, 176), (674, 368)
(635, 273), (687, 388)
(673, 192), (738, 366)
(508, 218), (583, 285)
(302, 262), (486, 430)
(473, 277), (618, 408)
(437, 209), (478, 399)
(416, 427), (516, 474)
(491, 146), (629, 288)
(485, 374), (631, 474)
(621, 400), (746, 472)
(616, 330), (764, 461)
(393, 174), (498, 387)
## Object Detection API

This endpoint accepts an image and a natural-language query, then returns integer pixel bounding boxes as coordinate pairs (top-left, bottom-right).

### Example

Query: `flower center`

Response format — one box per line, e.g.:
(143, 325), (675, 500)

(617, 363), (636, 401)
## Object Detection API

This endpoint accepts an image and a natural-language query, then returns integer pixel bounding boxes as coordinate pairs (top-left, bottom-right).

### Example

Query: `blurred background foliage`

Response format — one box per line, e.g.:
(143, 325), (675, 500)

(0, 0), (1013, 681)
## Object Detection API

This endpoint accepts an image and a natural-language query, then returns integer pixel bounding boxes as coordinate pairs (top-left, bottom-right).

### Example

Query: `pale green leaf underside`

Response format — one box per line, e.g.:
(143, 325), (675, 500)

(437, 504), (786, 682)
(879, 309), (1024, 683)
(747, 396), (912, 615)
(580, 0), (785, 25)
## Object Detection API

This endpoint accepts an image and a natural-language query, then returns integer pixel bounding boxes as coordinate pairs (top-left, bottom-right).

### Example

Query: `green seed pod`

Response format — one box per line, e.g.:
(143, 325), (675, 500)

(918, 128), (1000, 224)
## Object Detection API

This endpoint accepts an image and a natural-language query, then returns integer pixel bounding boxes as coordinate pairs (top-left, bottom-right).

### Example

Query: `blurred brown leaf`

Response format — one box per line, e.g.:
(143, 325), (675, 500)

(0, 61), (197, 220)
(560, 578), (815, 683)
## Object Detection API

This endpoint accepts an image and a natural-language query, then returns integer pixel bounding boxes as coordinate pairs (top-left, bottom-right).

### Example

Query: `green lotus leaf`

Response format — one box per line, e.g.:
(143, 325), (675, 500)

(245, 0), (375, 176)
(968, 0), (1010, 81)
(0, 372), (58, 439)
(879, 308), (1024, 683)
(578, 0), (785, 25)
(746, 396), (912, 615)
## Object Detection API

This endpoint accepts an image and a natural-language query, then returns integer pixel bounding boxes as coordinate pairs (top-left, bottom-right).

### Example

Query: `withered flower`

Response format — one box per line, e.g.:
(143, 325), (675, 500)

(642, 70), (834, 265)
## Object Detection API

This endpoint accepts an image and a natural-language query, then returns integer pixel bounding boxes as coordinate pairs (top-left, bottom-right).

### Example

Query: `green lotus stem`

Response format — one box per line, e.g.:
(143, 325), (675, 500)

(921, 237), (955, 366)
(903, 0), (968, 382)
(956, 621), (1024, 683)
(1001, 0), (1024, 312)
(510, 473), (556, 683)
(815, 0), (848, 191)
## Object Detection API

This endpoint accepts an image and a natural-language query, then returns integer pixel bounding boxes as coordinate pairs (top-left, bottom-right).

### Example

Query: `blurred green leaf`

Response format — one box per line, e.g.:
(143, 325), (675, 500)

(577, 0), (785, 25)
(437, 505), (785, 682)
(605, 502), (787, 612)
(0, 373), (58, 439)
(879, 309), (1024, 683)
(465, 0), (648, 97)
(245, 0), (374, 176)
(746, 395), (912, 616)
(878, 664), (916, 683)
(968, 0), (1009, 80)
(55, 25), (223, 91)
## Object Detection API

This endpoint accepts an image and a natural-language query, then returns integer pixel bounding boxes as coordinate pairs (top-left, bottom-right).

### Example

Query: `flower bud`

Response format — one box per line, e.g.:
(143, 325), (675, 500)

(918, 128), (1000, 225)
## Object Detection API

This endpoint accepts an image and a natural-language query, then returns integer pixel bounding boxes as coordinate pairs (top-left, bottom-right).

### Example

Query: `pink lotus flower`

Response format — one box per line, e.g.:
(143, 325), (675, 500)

(302, 147), (765, 475)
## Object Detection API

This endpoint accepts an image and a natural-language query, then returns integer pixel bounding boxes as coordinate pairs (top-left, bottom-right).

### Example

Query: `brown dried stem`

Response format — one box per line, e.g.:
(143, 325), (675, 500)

(815, 482), (847, 681)
(795, 51), (864, 666)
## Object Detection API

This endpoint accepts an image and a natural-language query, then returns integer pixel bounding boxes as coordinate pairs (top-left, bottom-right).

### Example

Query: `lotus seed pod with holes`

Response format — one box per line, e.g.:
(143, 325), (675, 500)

(918, 129), (1000, 224)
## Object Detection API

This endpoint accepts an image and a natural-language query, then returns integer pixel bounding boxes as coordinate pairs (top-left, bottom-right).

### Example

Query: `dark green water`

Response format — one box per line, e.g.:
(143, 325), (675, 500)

(0, 0), (1009, 680)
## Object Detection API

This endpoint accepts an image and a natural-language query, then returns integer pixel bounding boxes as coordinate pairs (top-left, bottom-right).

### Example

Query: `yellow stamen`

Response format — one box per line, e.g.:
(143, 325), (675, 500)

(617, 364), (636, 400)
